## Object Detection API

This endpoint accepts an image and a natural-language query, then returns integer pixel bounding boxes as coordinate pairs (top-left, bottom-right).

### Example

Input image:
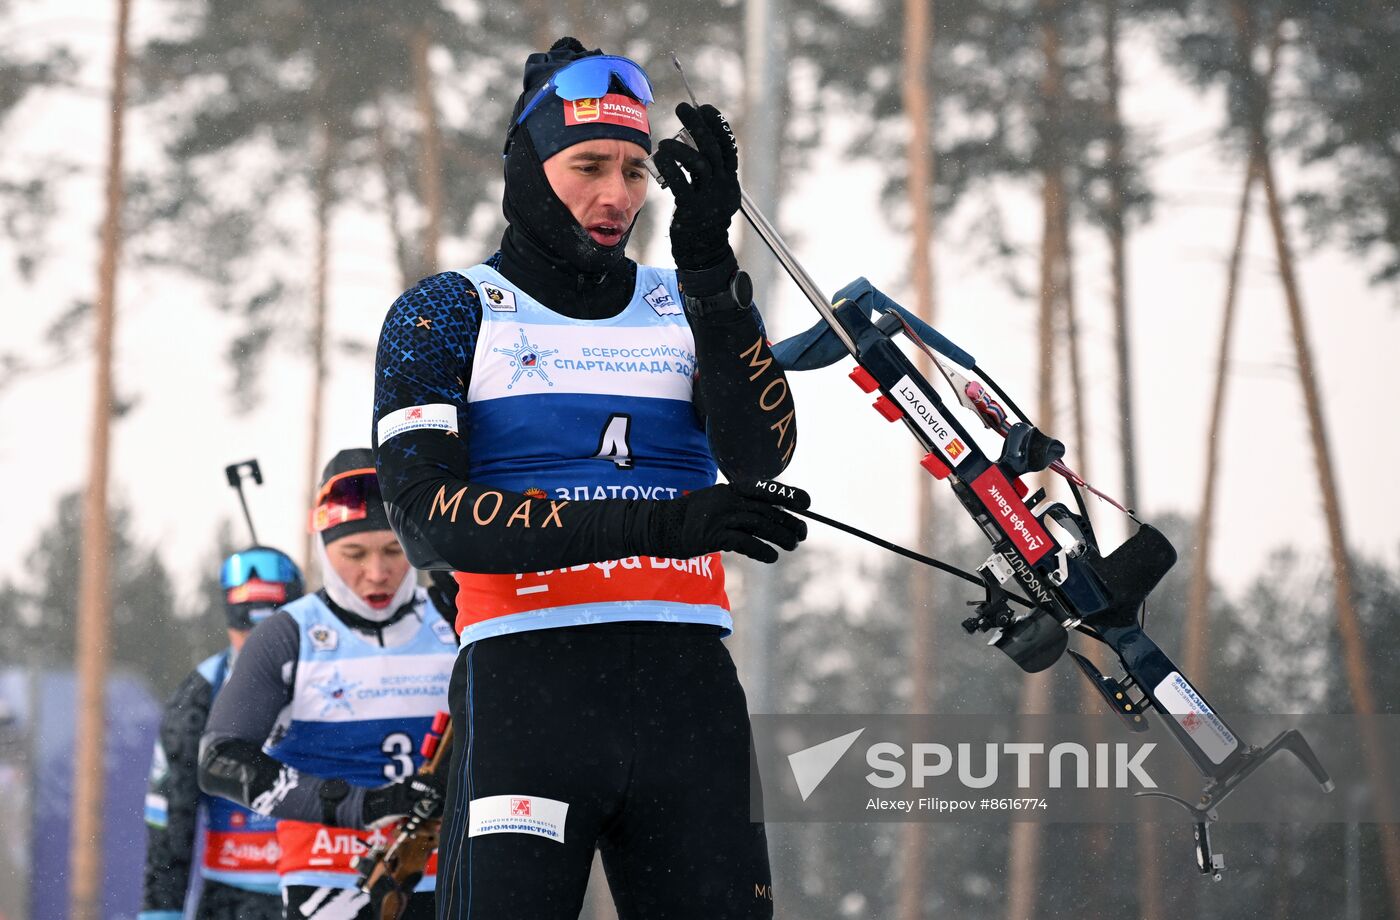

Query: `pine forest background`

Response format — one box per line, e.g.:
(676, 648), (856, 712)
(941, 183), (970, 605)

(1, 0), (1399, 918)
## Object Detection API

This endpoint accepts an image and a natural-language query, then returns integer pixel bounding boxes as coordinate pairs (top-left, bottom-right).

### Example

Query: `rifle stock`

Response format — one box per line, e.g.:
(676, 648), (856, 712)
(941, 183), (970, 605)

(358, 721), (453, 920)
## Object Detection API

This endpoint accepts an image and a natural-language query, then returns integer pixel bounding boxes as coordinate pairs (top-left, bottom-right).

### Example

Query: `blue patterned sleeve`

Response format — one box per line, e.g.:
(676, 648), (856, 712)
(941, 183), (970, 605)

(372, 271), (480, 461)
(372, 272), (480, 568)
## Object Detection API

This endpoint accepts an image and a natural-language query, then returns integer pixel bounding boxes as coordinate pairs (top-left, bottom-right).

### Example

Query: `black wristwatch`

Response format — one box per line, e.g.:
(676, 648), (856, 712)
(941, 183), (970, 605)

(319, 778), (350, 826)
(683, 270), (753, 317)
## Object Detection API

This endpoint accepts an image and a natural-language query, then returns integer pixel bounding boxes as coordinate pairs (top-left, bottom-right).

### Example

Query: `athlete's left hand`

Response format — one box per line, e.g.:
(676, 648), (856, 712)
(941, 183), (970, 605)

(362, 773), (447, 829)
(652, 103), (741, 275)
(645, 479), (809, 564)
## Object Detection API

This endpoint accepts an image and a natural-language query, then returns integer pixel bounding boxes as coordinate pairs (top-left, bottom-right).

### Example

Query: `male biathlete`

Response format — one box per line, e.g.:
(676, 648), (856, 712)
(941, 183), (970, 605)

(199, 450), (458, 919)
(141, 545), (304, 920)
(372, 37), (805, 919)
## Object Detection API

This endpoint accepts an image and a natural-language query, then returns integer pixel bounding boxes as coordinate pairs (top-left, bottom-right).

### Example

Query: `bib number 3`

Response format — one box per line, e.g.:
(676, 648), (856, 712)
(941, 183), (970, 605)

(381, 732), (415, 781)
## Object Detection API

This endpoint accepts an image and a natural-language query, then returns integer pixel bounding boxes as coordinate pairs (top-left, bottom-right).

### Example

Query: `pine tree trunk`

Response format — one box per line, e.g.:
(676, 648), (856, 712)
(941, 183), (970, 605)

(70, 1), (131, 917)
(376, 98), (413, 291)
(1058, 215), (1087, 476)
(1258, 142), (1400, 919)
(302, 124), (333, 572)
(1186, 11), (1283, 690)
(1213, 4), (1400, 908)
(1004, 675), (1050, 920)
(1006, 5), (1063, 916)
(1183, 156), (1257, 685)
(1225, 2), (1400, 908)
(1258, 148), (1368, 729)
(1102, 0), (1138, 515)
(897, 0), (937, 916)
(526, 0), (554, 53)
(1054, 84), (1113, 907)
(1096, 7), (1161, 912)
(411, 28), (443, 277)
(566, 0), (587, 33)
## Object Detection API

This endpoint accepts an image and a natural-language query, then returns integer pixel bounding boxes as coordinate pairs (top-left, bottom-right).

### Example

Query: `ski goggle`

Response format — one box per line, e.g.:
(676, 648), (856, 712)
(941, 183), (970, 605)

(506, 55), (654, 150)
(220, 548), (300, 591)
(311, 467), (379, 533)
(226, 579), (292, 606)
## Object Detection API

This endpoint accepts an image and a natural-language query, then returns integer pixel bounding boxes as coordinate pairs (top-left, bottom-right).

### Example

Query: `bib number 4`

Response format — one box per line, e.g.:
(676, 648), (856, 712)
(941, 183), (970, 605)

(594, 414), (634, 470)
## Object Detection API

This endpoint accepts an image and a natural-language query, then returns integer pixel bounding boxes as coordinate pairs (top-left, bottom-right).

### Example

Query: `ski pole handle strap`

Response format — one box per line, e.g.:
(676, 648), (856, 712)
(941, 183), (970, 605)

(770, 277), (977, 371)
(837, 277), (977, 368)
(770, 314), (850, 371)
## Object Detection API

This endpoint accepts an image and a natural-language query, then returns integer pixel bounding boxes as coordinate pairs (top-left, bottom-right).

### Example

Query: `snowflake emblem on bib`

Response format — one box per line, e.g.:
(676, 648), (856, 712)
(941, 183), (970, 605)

(310, 668), (361, 717)
(493, 329), (558, 389)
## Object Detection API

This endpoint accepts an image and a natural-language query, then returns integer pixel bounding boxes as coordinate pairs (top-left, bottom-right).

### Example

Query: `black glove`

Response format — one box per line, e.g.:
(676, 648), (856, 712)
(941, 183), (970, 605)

(361, 773), (447, 829)
(652, 103), (742, 291)
(426, 570), (460, 626)
(646, 480), (810, 564)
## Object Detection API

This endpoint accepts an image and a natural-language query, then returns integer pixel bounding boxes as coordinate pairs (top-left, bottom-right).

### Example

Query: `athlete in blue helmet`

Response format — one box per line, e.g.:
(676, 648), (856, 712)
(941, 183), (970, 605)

(372, 37), (805, 919)
(140, 546), (304, 920)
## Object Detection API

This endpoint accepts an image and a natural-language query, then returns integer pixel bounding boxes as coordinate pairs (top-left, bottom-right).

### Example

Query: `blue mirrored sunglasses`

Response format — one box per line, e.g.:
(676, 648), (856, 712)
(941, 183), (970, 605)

(506, 55), (654, 150)
(221, 548), (301, 590)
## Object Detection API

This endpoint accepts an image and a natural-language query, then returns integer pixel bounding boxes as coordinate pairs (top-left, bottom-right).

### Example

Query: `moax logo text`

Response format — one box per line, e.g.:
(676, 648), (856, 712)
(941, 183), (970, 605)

(752, 480), (800, 502)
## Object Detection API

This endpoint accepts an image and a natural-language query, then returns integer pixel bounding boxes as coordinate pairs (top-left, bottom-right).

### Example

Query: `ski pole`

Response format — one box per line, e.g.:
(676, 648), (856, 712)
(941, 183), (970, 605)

(669, 57), (860, 358)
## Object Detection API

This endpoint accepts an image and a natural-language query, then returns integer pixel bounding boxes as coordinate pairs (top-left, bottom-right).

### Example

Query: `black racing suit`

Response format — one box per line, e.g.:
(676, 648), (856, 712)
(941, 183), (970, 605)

(141, 649), (282, 920)
(372, 252), (796, 919)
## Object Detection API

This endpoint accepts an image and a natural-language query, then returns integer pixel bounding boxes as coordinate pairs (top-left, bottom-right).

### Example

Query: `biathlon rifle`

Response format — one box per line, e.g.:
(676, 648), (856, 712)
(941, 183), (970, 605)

(224, 459), (263, 543)
(658, 56), (1334, 881)
(353, 713), (451, 919)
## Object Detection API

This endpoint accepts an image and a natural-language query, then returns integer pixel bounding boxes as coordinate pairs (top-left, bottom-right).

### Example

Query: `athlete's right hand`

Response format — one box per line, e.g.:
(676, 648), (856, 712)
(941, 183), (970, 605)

(647, 480), (810, 564)
(362, 773), (447, 829)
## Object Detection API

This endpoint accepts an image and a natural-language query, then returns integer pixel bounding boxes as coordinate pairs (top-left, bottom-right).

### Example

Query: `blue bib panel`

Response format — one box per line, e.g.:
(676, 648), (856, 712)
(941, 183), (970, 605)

(264, 592), (456, 890)
(449, 264), (731, 645)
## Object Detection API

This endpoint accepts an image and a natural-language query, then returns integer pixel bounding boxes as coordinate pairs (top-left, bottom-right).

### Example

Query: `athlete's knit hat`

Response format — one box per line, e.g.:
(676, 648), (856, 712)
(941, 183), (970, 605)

(508, 37), (652, 162)
(313, 448), (391, 545)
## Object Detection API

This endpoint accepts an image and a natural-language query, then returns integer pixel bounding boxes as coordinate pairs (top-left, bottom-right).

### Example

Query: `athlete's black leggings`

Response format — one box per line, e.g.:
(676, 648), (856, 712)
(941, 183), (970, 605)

(435, 622), (774, 919)
(282, 884), (436, 920)
(193, 880), (281, 920)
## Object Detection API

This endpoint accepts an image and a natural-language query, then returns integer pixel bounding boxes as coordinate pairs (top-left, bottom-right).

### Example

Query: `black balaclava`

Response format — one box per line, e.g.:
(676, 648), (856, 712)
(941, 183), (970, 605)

(498, 37), (652, 319)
